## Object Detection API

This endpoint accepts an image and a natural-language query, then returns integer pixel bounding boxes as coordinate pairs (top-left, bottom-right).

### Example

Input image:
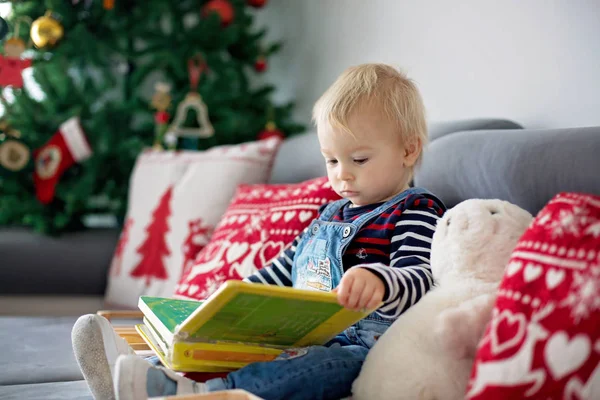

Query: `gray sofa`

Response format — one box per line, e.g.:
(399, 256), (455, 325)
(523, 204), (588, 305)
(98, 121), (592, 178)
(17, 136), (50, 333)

(3, 119), (600, 400)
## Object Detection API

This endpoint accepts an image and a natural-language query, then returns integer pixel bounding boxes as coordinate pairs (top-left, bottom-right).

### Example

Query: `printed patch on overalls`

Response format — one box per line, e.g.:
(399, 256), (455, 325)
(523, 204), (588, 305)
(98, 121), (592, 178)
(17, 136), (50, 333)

(276, 347), (309, 360)
(306, 257), (332, 291)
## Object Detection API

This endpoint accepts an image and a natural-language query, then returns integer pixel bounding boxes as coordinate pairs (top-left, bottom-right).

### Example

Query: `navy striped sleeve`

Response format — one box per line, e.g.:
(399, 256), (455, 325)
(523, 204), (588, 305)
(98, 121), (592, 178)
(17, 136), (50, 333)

(357, 196), (442, 318)
(242, 229), (306, 287)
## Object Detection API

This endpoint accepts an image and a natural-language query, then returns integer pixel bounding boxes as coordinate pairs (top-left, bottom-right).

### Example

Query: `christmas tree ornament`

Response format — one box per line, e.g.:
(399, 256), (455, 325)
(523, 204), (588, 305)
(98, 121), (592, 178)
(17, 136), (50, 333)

(202, 0), (235, 27)
(254, 55), (267, 72)
(33, 117), (92, 204)
(258, 121), (285, 141)
(0, 18), (33, 88)
(247, 0), (268, 8)
(150, 82), (172, 149)
(103, 0), (115, 10)
(0, 137), (31, 172)
(30, 11), (64, 48)
(167, 55), (214, 141)
(0, 16), (8, 41)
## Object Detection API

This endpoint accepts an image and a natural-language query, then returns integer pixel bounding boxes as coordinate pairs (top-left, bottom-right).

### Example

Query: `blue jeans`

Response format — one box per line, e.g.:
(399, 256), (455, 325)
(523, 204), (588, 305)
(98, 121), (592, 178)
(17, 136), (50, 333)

(205, 333), (369, 400)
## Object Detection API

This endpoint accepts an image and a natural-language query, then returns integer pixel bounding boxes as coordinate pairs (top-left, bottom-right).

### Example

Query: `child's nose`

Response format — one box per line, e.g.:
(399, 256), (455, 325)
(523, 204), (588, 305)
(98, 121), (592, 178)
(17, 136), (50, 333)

(337, 166), (353, 181)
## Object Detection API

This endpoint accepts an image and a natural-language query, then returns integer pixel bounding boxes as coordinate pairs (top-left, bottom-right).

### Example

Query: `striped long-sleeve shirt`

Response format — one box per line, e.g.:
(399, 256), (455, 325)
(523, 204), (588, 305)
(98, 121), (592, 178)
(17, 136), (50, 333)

(245, 192), (446, 319)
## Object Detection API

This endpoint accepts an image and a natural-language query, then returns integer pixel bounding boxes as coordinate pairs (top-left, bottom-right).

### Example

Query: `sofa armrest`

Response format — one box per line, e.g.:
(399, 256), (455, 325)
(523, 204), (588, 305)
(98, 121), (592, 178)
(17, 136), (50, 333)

(0, 227), (120, 295)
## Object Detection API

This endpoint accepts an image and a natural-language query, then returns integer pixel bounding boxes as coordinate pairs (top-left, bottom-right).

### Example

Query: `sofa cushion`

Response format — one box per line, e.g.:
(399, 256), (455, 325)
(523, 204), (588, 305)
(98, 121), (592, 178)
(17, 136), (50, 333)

(103, 138), (281, 309)
(467, 193), (600, 399)
(174, 177), (340, 300)
(415, 127), (600, 214)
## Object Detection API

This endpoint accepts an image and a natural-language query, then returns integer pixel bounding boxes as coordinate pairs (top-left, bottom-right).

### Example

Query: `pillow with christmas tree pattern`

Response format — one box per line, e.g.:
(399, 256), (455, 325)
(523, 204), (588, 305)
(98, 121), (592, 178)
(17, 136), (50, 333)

(104, 138), (281, 309)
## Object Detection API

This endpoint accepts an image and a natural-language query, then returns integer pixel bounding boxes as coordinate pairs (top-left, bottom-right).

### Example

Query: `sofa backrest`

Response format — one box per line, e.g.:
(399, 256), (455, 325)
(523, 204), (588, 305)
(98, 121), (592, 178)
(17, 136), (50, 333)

(415, 126), (600, 214)
(269, 118), (522, 184)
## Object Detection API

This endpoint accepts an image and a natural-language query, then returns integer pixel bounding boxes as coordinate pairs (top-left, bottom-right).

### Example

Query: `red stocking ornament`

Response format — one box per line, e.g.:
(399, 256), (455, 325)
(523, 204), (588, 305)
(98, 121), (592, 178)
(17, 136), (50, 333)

(33, 117), (92, 204)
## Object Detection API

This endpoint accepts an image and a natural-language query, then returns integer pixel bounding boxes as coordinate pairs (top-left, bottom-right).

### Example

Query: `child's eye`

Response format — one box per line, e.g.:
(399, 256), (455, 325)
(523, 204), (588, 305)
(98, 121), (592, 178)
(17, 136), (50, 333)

(353, 158), (368, 165)
(326, 159), (338, 165)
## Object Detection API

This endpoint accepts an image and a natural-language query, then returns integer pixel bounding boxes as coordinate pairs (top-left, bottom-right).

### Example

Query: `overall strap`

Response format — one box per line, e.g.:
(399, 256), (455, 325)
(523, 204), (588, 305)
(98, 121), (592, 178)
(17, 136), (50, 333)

(318, 198), (352, 221)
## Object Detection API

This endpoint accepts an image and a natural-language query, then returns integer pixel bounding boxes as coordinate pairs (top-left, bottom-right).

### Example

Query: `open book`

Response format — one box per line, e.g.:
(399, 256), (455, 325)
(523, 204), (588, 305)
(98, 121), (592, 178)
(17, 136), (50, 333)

(136, 280), (377, 372)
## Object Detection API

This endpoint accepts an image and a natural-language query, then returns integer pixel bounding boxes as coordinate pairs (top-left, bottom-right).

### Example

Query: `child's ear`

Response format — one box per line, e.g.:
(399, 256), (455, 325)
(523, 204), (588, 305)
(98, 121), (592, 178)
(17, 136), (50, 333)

(403, 138), (422, 167)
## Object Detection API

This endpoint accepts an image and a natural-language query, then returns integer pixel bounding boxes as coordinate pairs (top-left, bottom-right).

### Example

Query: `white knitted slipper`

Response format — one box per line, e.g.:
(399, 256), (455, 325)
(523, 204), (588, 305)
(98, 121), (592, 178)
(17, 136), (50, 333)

(114, 354), (206, 400)
(72, 314), (134, 400)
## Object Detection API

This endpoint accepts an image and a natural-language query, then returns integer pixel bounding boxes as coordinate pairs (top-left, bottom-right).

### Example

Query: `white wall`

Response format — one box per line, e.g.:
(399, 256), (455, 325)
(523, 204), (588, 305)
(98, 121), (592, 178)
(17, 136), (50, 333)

(255, 0), (600, 129)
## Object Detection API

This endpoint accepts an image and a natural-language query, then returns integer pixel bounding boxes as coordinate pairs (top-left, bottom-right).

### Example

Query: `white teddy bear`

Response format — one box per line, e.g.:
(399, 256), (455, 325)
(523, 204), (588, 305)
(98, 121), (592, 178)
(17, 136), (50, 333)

(351, 199), (533, 400)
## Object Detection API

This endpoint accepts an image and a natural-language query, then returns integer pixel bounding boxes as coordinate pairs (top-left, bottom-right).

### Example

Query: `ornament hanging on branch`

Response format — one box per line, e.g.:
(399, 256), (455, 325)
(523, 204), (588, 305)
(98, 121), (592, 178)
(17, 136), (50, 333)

(254, 55), (267, 73)
(258, 121), (285, 141)
(103, 0), (115, 10)
(150, 82), (172, 150)
(0, 120), (31, 174)
(33, 117), (92, 204)
(247, 0), (268, 8)
(0, 18), (32, 88)
(165, 55), (214, 150)
(202, 0), (235, 27)
(30, 11), (64, 48)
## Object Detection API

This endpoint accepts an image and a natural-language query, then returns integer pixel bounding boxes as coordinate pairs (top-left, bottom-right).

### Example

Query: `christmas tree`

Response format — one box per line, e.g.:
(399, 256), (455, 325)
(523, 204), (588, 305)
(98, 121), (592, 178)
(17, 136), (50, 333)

(0, 0), (302, 234)
(130, 186), (172, 286)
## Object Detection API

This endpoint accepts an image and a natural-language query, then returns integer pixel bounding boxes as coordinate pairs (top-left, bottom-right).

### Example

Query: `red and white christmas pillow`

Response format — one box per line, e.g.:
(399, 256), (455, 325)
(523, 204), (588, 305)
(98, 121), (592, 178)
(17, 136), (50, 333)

(468, 193), (600, 400)
(174, 176), (340, 300)
(103, 138), (281, 309)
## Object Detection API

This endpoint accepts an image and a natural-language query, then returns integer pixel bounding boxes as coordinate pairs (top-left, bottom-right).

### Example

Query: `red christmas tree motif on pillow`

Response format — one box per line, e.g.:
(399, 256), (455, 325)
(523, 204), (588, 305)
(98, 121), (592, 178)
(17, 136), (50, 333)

(110, 218), (134, 277)
(467, 193), (600, 400)
(181, 218), (214, 276)
(130, 186), (173, 286)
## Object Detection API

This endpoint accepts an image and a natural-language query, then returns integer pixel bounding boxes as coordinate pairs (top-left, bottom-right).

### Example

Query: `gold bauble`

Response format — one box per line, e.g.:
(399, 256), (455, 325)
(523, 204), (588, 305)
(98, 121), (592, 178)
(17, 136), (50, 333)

(30, 12), (64, 48)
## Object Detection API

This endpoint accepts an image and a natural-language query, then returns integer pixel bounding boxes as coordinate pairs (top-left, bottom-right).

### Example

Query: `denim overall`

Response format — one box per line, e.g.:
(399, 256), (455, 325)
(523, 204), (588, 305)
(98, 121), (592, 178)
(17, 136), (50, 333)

(202, 187), (436, 399)
(292, 186), (433, 348)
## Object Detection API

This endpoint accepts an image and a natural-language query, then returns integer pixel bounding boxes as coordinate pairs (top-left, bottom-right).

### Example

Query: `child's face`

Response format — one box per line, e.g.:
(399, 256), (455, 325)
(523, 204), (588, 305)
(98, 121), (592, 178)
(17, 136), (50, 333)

(318, 106), (417, 206)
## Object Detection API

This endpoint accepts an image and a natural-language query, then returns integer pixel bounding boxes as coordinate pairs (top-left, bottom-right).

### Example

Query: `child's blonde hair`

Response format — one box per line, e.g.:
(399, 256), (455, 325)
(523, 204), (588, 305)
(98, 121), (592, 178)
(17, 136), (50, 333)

(312, 63), (427, 164)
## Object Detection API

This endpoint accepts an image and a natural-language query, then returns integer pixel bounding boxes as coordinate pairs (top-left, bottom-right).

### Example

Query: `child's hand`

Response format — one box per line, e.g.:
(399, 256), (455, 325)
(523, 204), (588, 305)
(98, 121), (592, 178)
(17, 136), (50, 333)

(332, 268), (385, 312)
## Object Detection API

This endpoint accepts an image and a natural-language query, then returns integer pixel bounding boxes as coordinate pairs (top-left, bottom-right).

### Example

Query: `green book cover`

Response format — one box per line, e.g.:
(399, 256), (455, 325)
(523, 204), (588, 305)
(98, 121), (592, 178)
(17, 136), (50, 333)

(138, 296), (203, 343)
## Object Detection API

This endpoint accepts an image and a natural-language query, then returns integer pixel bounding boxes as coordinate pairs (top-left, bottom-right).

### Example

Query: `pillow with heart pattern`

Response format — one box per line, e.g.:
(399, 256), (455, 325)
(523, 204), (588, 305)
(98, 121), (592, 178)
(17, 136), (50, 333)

(174, 176), (340, 300)
(467, 192), (600, 400)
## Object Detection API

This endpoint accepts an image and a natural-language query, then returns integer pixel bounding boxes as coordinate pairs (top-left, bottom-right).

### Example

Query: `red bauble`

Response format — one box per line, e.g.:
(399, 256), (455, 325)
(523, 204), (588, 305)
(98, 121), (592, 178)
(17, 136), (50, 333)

(154, 111), (170, 124)
(202, 0), (235, 27)
(247, 0), (268, 8)
(254, 56), (267, 73)
(258, 122), (285, 141)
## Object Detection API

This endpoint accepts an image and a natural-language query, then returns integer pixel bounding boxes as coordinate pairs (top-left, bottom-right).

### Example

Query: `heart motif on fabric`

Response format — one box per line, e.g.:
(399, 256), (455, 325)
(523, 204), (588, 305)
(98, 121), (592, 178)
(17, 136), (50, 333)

(271, 212), (283, 223)
(490, 310), (527, 355)
(226, 242), (249, 264)
(178, 283), (189, 293)
(506, 261), (523, 277)
(524, 263), (543, 282)
(546, 269), (565, 290)
(545, 332), (591, 379)
(299, 211), (313, 223)
(284, 211), (296, 222)
(259, 241), (285, 267)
